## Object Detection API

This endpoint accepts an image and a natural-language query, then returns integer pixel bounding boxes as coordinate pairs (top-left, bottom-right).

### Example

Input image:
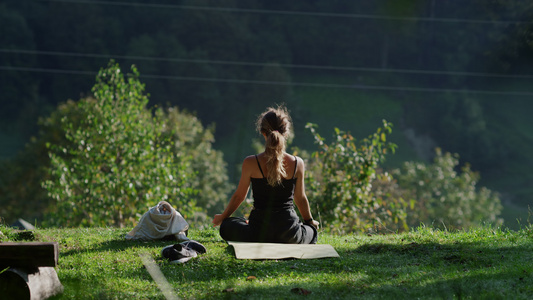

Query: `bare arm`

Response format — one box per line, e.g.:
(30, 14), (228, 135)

(293, 156), (319, 229)
(212, 157), (253, 226)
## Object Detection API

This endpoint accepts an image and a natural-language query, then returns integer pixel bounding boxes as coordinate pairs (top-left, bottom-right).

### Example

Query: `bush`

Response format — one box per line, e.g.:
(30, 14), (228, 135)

(156, 106), (233, 217)
(393, 149), (503, 229)
(43, 61), (199, 227)
(303, 120), (408, 234)
(0, 62), (232, 227)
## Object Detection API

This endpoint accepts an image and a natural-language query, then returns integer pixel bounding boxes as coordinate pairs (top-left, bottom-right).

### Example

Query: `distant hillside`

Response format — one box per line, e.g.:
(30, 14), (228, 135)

(2, 0), (533, 228)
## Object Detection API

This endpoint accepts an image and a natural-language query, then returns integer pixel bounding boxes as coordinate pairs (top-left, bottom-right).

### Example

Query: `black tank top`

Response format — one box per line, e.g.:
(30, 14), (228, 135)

(250, 155), (298, 211)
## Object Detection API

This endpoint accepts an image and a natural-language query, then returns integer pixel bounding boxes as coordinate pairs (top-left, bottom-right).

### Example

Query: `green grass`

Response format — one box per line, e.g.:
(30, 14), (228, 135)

(2, 225), (532, 299)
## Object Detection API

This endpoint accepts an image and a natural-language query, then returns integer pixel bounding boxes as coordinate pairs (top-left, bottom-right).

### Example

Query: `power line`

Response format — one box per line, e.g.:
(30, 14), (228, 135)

(39, 0), (530, 25)
(2, 48), (533, 80)
(0, 65), (95, 76)
(2, 65), (533, 97)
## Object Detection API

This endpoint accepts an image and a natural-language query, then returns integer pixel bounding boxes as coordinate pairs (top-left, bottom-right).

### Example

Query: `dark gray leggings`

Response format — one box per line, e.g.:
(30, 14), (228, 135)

(219, 216), (317, 244)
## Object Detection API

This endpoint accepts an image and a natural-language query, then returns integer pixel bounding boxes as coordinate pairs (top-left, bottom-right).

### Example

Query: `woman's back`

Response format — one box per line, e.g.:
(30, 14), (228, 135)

(249, 152), (297, 180)
(251, 154), (298, 210)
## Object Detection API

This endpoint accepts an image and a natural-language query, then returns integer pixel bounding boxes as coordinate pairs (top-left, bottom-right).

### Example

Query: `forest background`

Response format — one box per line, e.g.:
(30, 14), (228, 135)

(1, 0), (533, 229)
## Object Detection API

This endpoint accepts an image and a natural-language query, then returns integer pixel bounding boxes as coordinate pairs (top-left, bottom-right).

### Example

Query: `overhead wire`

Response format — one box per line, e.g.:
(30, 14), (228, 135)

(2, 1), (531, 96)
(2, 65), (533, 97)
(10, 1), (533, 80)
(39, 0), (532, 25)
(2, 48), (533, 80)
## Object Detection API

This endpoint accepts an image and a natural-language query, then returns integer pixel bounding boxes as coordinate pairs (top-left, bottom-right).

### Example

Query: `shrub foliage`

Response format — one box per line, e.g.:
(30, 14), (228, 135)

(0, 61), (231, 227)
(156, 106), (233, 216)
(1, 61), (502, 231)
(393, 149), (503, 229)
(304, 121), (408, 233)
(43, 61), (214, 227)
(302, 122), (502, 233)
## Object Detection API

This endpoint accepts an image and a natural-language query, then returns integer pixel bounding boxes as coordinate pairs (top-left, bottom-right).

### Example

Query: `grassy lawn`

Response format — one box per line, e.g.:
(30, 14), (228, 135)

(2, 225), (532, 299)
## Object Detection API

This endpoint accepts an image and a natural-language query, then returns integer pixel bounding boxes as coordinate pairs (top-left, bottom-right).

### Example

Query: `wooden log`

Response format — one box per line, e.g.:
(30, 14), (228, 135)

(0, 267), (64, 300)
(0, 242), (58, 269)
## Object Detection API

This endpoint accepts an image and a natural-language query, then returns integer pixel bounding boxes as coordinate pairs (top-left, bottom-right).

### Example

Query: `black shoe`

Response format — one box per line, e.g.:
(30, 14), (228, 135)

(180, 240), (207, 254)
(162, 243), (198, 263)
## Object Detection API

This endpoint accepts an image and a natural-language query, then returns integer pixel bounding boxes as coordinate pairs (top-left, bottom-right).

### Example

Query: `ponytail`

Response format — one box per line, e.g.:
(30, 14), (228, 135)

(264, 130), (287, 186)
(256, 105), (292, 186)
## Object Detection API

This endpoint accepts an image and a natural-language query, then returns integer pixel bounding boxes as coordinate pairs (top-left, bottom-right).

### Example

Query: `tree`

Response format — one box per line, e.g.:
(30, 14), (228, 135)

(43, 61), (197, 227)
(1, 62), (233, 227)
(157, 106), (233, 216)
(393, 149), (503, 229)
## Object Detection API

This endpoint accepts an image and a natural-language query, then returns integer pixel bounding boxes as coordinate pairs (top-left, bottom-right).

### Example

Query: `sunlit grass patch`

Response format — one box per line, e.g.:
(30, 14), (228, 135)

(1, 225), (531, 299)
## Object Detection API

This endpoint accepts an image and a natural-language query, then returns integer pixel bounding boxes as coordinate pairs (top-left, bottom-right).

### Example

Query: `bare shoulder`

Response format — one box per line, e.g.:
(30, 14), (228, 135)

(240, 155), (258, 177)
(293, 155), (305, 166)
(293, 155), (306, 176)
(242, 155), (258, 167)
(244, 154), (257, 162)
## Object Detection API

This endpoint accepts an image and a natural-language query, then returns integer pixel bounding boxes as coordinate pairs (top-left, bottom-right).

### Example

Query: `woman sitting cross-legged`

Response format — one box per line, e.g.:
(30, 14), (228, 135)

(212, 105), (319, 244)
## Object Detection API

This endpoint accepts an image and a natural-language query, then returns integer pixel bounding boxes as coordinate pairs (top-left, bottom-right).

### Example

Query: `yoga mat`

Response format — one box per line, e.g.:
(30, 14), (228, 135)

(228, 242), (339, 260)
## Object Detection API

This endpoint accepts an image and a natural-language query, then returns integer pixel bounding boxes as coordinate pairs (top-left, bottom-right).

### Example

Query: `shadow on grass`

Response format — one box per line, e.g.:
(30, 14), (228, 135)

(207, 270), (532, 299)
(157, 240), (533, 284)
(49, 229), (533, 299)
(190, 241), (533, 299)
(59, 239), (168, 257)
(59, 229), (219, 257)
